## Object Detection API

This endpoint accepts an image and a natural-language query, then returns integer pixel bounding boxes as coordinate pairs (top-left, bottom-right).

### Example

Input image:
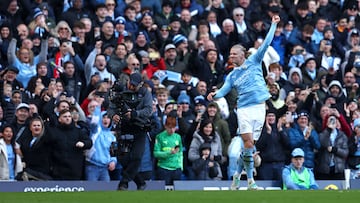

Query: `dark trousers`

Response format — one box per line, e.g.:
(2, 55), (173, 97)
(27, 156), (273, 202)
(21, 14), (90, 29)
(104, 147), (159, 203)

(257, 162), (285, 180)
(156, 167), (182, 186)
(316, 166), (345, 180)
(118, 132), (146, 186)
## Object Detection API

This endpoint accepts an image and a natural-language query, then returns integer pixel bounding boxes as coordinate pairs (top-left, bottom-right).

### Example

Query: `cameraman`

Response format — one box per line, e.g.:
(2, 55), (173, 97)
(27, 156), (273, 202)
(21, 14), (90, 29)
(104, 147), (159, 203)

(108, 72), (152, 191)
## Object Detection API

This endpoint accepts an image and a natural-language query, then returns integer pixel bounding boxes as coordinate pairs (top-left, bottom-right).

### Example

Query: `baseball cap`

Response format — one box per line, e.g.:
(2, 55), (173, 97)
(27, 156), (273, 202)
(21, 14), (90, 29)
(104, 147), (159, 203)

(16, 103), (30, 111)
(194, 95), (207, 106)
(291, 148), (304, 157)
(129, 73), (142, 86)
(2, 65), (19, 75)
(164, 44), (176, 52)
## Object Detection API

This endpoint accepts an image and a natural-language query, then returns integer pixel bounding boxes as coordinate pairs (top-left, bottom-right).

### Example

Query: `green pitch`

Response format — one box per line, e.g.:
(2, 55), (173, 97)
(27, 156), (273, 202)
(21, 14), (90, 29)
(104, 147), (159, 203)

(0, 190), (359, 203)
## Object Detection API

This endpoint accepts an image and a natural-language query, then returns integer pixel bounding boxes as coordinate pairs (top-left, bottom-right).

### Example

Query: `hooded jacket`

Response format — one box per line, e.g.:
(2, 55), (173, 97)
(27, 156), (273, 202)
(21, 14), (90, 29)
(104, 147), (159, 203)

(192, 142), (222, 180)
(85, 107), (117, 167)
(280, 67), (303, 100)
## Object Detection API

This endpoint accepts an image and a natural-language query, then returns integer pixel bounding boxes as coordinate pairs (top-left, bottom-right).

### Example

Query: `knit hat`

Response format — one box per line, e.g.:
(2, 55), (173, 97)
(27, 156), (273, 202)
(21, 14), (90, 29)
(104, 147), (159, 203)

(194, 95), (207, 106)
(350, 28), (360, 37)
(177, 91), (190, 104)
(297, 109), (309, 118)
(115, 16), (126, 25)
(173, 34), (187, 47)
(33, 8), (44, 19)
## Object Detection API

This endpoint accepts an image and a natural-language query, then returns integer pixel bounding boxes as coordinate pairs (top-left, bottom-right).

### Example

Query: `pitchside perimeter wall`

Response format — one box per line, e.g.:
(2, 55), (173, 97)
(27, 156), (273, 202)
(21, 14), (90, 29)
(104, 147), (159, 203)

(1, 180), (359, 192)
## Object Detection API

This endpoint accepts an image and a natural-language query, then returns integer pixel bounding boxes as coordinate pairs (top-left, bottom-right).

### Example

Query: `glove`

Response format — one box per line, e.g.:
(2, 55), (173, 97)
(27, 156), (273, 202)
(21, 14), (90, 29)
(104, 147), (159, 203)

(41, 29), (49, 39)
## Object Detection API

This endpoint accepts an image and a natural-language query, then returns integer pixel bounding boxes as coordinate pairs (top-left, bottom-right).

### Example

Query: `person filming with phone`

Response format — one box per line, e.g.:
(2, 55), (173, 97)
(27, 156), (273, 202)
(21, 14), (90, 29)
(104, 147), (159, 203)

(316, 115), (349, 180)
(153, 116), (183, 186)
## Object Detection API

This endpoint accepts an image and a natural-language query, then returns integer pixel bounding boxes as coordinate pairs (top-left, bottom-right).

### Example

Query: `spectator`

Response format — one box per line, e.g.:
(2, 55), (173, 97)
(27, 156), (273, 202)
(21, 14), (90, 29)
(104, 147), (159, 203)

(0, 66), (23, 93)
(61, 0), (92, 28)
(140, 47), (166, 80)
(282, 148), (319, 190)
(105, 0), (121, 20)
(16, 116), (52, 180)
(154, 0), (174, 27)
(1, 83), (16, 122)
(170, 70), (198, 101)
(271, 22), (287, 67)
(85, 105), (117, 181)
(154, 116), (183, 186)
(287, 110), (320, 169)
(288, 2), (315, 29)
(300, 57), (322, 87)
(267, 82), (285, 111)
(59, 61), (86, 104)
(100, 20), (117, 47)
(315, 39), (341, 74)
(188, 48), (224, 89)
(203, 102), (231, 157)
(311, 17), (328, 52)
(174, 0), (204, 22)
(279, 67), (303, 100)
(216, 19), (238, 63)
(179, 9), (197, 37)
(28, 8), (49, 38)
(48, 109), (92, 180)
(288, 24), (317, 56)
(0, 124), (22, 180)
(316, 115), (349, 180)
(333, 14), (350, 50)
(192, 142), (222, 180)
(54, 21), (72, 40)
(0, 22), (12, 68)
(124, 5), (138, 35)
(173, 34), (190, 67)
(47, 39), (84, 78)
(163, 43), (187, 77)
(117, 53), (140, 86)
(84, 41), (116, 85)
(108, 43), (128, 79)
(316, 0), (340, 23)
(7, 37), (48, 88)
(255, 108), (290, 180)
(10, 103), (30, 141)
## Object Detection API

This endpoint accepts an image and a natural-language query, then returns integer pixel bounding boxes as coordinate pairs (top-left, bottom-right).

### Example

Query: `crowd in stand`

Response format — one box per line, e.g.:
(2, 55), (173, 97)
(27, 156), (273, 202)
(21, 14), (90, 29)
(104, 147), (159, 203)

(1, 0), (360, 186)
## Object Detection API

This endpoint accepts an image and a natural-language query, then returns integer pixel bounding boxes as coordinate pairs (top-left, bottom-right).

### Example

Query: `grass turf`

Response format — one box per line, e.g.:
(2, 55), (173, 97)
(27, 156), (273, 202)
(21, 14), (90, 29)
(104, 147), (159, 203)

(0, 190), (359, 203)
